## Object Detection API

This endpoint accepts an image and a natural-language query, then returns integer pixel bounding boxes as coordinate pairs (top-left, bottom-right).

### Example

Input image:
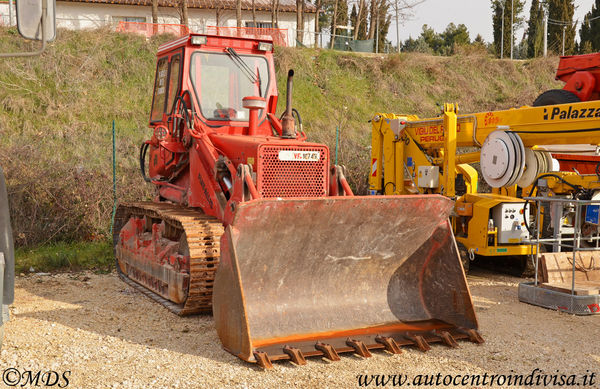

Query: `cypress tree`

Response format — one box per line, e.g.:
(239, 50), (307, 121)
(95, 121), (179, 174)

(491, 0), (525, 58)
(547, 0), (575, 55)
(526, 0), (544, 57)
(350, 4), (357, 33)
(579, 0), (600, 52)
(358, 1), (368, 39)
(331, 0), (349, 35)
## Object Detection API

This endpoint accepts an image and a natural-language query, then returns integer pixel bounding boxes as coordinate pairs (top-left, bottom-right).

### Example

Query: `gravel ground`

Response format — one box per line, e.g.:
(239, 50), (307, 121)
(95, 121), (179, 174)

(0, 269), (598, 388)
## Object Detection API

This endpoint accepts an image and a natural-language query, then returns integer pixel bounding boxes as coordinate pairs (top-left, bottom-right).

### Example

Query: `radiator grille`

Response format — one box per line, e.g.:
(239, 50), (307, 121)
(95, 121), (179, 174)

(257, 145), (329, 198)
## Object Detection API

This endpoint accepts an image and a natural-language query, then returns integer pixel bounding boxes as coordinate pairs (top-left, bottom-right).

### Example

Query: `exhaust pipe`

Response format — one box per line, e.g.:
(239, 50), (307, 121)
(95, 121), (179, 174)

(281, 70), (296, 139)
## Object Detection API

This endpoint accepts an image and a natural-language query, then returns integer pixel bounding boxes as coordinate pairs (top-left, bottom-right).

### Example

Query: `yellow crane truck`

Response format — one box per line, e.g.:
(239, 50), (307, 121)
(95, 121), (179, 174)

(369, 101), (600, 272)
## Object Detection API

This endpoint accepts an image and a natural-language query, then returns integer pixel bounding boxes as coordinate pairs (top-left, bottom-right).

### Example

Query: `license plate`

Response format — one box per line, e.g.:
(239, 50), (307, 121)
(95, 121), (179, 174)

(278, 150), (320, 161)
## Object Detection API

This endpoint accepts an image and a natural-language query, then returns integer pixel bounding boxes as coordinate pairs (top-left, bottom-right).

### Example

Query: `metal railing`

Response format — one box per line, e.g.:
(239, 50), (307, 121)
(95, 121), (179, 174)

(205, 26), (288, 47)
(0, 15), (390, 53)
(524, 196), (600, 294)
(291, 28), (381, 52)
(116, 21), (190, 38)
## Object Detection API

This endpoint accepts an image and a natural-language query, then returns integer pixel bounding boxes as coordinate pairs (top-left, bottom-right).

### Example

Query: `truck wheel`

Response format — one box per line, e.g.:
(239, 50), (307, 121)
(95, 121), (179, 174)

(456, 242), (470, 274)
(533, 89), (580, 106)
(520, 256), (537, 277)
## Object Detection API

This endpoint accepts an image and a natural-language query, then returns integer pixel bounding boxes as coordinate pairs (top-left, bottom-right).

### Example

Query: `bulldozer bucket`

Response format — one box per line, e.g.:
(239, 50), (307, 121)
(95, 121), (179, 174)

(213, 195), (481, 367)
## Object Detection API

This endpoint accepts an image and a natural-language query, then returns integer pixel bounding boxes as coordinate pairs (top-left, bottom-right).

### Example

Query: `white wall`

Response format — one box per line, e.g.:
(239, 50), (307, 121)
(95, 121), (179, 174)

(0, 3), (13, 26)
(48, 2), (314, 46)
(0, 1), (315, 46)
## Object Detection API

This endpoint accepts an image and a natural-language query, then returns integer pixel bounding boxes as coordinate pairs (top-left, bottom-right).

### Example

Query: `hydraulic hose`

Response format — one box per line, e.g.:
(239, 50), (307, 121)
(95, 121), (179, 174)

(523, 173), (584, 236)
(139, 142), (151, 183)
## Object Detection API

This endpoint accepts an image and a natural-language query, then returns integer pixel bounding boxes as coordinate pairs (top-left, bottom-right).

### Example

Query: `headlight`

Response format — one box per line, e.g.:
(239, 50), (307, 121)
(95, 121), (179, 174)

(257, 42), (273, 51)
(191, 35), (207, 46)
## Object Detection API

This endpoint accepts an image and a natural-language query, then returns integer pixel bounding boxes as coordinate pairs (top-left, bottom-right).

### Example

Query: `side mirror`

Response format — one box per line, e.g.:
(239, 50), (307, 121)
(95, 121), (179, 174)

(15, 0), (56, 42)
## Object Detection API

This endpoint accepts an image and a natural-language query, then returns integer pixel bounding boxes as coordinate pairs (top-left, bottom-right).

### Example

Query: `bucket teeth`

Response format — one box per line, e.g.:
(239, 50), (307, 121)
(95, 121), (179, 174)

(459, 328), (485, 344)
(346, 339), (372, 358)
(283, 346), (307, 365)
(405, 334), (431, 351)
(375, 336), (402, 354)
(253, 351), (273, 369)
(436, 331), (459, 348)
(315, 342), (341, 361)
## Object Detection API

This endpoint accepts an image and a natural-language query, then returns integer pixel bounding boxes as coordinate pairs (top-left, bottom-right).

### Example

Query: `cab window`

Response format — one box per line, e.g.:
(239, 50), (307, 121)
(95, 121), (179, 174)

(189, 51), (269, 122)
(150, 57), (169, 122)
(166, 54), (182, 113)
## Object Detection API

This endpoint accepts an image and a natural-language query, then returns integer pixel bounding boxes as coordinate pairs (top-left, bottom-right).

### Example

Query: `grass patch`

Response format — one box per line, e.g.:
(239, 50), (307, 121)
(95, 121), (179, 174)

(15, 240), (113, 274)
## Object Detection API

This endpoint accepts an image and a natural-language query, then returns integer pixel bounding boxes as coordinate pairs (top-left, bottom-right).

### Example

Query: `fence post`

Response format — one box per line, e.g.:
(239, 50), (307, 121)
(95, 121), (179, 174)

(110, 120), (117, 236)
(335, 126), (339, 165)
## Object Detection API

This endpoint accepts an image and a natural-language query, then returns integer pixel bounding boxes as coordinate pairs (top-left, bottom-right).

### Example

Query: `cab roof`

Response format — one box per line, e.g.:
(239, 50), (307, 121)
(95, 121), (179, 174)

(158, 33), (274, 55)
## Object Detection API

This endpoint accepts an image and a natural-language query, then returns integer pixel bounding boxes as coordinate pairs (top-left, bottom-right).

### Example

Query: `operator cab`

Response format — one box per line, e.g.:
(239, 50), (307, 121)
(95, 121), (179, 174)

(150, 34), (277, 136)
(190, 49), (269, 122)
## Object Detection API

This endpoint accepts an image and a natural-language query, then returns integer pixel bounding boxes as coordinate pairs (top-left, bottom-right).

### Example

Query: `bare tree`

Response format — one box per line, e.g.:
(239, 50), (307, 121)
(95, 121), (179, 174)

(330, 0), (338, 49)
(314, 0), (322, 46)
(216, 4), (223, 27)
(365, 0), (423, 48)
(180, 0), (188, 26)
(252, 0), (256, 26)
(388, 0), (425, 51)
(296, 0), (304, 43)
(151, 0), (159, 35)
(271, 0), (276, 26)
(236, 0), (242, 28)
(152, 0), (158, 24)
(353, 0), (365, 40)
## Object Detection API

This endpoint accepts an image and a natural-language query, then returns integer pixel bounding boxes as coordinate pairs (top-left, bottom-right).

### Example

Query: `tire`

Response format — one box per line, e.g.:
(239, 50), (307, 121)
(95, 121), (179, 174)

(520, 256), (537, 278)
(533, 89), (580, 106)
(456, 242), (470, 274)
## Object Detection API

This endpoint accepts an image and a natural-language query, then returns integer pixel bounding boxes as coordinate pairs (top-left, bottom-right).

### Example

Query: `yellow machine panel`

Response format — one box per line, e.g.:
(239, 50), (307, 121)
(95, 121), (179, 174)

(370, 100), (600, 265)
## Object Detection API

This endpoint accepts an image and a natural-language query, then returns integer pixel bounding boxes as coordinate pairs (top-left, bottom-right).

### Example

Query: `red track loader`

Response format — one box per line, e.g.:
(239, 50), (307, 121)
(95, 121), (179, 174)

(533, 53), (600, 171)
(534, 52), (600, 105)
(112, 34), (482, 368)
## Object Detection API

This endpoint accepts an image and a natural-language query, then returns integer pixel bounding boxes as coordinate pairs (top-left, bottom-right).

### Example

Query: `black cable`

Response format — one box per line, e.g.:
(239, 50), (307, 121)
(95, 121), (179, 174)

(384, 181), (396, 193)
(139, 143), (151, 183)
(292, 108), (302, 129)
(523, 173), (584, 236)
(172, 93), (193, 138)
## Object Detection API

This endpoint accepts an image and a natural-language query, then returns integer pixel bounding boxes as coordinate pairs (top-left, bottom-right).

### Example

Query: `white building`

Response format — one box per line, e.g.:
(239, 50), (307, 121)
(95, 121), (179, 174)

(0, 0), (316, 46)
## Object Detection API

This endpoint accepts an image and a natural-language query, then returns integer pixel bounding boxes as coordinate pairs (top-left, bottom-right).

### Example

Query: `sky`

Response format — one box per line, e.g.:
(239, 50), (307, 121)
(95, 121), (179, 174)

(390, 0), (595, 46)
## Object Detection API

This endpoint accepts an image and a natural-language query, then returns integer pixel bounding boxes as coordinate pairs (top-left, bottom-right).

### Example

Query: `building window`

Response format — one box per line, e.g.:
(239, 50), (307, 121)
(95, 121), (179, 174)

(113, 16), (147, 23)
(245, 22), (273, 29)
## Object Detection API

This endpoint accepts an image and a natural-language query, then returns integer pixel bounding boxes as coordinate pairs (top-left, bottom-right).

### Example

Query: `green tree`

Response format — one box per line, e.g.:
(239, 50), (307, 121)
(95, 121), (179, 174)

(491, 0), (525, 58)
(526, 0), (544, 57)
(547, 0), (575, 55)
(579, 0), (600, 52)
(402, 36), (433, 53)
(331, 0), (349, 36)
(350, 2), (368, 40)
(420, 24), (444, 53)
(367, 0), (390, 52)
(357, 1), (368, 39)
(441, 23), (470, 54)
(350, 4), (357, 32)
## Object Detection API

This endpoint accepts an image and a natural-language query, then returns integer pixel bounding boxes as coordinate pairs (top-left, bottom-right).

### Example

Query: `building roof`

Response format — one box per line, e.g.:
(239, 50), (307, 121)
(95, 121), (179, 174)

(59, 0), (316, 13)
